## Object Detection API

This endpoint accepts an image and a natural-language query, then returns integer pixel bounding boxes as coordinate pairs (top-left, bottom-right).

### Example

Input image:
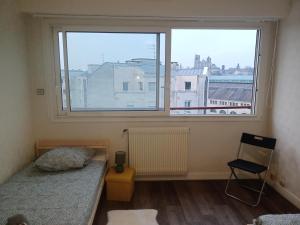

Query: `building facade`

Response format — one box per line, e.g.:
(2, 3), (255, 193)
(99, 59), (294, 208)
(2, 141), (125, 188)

(64, 55), (254, 115)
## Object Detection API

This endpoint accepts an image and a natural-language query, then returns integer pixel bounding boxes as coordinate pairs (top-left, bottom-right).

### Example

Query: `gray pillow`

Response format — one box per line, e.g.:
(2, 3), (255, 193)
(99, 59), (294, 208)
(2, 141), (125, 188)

(35, 147), (95, 172)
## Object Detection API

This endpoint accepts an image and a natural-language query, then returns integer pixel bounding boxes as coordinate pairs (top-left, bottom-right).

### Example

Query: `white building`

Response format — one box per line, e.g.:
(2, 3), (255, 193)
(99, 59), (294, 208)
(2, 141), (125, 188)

(170, 68), (207, 115)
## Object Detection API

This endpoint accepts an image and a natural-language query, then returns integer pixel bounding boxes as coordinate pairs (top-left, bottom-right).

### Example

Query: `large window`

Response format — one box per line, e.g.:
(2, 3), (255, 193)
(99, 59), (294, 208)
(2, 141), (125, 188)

(53, 26), (261, 117)
(57, 31), (165, 112)
(170, 29), (259, 115)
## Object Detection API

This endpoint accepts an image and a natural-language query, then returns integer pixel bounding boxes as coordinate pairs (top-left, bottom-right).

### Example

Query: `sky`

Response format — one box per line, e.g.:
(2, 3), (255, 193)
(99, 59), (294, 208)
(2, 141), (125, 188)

(60, 29), (257, 70)
(172, 29), (257, 68)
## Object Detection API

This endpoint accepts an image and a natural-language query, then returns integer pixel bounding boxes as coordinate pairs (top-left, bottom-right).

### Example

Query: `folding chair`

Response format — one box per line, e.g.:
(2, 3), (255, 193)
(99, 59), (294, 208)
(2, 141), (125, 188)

(225, 133), (276, 207)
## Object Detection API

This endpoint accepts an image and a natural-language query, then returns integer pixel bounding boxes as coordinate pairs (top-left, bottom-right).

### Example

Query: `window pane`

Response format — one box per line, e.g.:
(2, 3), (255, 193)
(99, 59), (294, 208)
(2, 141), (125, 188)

(170, 29), (258, 116)
(63, 32), (165, 111)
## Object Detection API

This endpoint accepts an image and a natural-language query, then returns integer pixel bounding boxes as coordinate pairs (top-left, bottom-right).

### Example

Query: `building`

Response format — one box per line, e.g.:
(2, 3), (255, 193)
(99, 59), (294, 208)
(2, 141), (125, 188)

(171, 68), (207, 115)
(67, 59), (165, 110)
(66, 57), (254, 115)
(207, 75), (253, 115)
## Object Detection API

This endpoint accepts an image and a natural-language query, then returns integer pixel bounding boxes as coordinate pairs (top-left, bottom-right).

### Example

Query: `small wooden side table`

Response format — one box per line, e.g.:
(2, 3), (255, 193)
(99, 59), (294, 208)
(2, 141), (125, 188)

(105, 167), (135, 202)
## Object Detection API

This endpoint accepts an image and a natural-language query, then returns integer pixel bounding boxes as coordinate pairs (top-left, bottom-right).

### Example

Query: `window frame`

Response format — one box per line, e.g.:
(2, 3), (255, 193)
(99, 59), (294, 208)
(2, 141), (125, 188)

(45, 19), (273, 121)
(52, 25), (170, 117)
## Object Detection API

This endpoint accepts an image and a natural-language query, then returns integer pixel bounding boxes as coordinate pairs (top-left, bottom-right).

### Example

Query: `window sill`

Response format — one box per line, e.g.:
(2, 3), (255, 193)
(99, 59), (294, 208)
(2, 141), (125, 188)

(51, 113), (263, 123)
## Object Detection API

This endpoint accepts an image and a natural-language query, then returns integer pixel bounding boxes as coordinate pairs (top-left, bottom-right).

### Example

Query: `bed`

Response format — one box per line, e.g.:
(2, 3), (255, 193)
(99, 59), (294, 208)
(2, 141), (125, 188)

(249, 214), (300, 225)
(0, 139), (110, 225)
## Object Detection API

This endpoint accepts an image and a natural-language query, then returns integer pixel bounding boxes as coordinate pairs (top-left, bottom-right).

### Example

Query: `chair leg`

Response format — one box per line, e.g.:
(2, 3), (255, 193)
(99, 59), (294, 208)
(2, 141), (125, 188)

(225, 168), (267, 207)
(225, 170), (233, 195)
(252, 173), (268, 207)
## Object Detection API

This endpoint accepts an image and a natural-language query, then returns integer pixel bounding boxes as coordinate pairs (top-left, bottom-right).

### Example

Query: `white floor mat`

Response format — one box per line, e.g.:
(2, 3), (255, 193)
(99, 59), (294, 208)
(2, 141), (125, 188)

(107, 209), (159, 225)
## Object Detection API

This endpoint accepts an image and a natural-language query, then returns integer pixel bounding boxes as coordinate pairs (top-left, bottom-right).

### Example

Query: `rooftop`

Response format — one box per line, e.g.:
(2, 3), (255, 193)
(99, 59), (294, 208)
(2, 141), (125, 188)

(208, 82), (253, 102)
(171, 68), (203, 76)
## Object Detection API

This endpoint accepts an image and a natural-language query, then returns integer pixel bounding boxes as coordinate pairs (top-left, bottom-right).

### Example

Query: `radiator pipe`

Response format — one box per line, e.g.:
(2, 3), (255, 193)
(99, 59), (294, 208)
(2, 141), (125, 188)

(122, 129), (130, 166)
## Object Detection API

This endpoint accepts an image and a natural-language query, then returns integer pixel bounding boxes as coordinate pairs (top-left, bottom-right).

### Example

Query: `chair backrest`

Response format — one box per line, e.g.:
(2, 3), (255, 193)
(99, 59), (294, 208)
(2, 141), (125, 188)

(240, 133), (276, 150)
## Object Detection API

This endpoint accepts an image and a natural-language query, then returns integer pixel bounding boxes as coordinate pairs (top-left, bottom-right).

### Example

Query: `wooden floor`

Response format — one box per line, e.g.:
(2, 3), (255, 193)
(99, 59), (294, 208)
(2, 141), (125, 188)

(93, 180), (299, 225)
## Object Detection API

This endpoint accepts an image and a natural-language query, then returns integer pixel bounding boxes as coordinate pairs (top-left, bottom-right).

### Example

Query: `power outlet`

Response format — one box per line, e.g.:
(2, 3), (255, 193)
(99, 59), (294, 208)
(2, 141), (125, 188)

(36, 88), (45, 95)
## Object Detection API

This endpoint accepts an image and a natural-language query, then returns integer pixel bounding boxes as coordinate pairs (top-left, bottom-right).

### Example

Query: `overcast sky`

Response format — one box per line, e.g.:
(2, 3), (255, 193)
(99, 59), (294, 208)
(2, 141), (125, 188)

(172, 29), (257, 68)
(62, 29), (257, 70)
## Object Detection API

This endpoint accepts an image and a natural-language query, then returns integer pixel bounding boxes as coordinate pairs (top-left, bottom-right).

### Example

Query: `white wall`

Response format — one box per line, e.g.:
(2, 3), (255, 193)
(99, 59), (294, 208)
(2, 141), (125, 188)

(27, 16), (275, 179)
(32, 118), (269, 179)
(0, 0), (34, 183)
(16, 0), (290, 19)
(270, 0), (300, 208)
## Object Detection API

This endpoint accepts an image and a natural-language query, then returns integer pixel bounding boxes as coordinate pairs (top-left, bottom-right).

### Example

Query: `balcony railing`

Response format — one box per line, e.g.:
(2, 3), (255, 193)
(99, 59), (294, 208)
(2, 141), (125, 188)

(170, 106), (251, 110)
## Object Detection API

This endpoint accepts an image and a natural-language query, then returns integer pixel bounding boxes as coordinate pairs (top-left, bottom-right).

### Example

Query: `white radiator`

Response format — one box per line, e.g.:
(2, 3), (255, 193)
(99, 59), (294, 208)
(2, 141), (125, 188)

(128, 127), (189, 176)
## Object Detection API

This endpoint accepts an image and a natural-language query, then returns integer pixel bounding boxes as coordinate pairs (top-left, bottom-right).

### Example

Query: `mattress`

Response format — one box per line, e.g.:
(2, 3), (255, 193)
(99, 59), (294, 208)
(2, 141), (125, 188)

(0, 160), (106, 225)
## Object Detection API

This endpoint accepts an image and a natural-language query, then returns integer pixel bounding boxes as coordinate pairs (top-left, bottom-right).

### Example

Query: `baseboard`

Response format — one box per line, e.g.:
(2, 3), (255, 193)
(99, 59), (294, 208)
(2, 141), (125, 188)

(135, 171), (230, 181)
(271, 182), (300, 209)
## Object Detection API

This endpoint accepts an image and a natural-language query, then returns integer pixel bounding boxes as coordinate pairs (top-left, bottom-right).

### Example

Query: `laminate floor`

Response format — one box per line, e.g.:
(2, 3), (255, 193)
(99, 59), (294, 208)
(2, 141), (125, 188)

(93, 180), (299, 225)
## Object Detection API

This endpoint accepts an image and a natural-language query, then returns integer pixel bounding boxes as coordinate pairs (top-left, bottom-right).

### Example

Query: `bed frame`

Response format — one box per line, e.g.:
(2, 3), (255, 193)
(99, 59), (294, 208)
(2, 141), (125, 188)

(35, 139), (110, 225)
(35, 139), (110, 157)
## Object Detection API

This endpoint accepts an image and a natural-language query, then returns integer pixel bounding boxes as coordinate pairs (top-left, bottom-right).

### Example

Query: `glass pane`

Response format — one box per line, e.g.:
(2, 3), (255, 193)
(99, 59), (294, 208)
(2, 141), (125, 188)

(58, 32), (67, 111)
(170, 29), (258, 116)
(65, 32), (165, 111)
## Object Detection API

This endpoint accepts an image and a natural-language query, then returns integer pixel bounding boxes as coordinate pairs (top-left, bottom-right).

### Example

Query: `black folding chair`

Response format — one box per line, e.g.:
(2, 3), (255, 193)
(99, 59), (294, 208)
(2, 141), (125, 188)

(225, 133), (276, 207)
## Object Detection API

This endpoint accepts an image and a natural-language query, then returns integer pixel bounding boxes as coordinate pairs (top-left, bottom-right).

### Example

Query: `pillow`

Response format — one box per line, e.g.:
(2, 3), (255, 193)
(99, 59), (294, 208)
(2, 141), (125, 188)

(35, 147), (95, 172)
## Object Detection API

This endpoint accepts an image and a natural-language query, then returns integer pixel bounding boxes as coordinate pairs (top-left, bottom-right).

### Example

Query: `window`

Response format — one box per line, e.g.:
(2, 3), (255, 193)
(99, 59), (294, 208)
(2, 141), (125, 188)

(170, 29), (259, 115)
(56, 31), (165, 112)
(138, 81), (143, 91)
(52, 24), (264, 117)
(184, 100), (191, 108)
(123, 82), (129, 91)
(148, 82), (156, 92)
(185, 82), (191, 91)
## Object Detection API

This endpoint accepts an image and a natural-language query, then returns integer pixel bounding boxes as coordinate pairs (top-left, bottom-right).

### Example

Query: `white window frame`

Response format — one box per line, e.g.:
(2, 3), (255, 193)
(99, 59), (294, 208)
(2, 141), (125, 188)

(52, 25), (170, 117)
(43, 18), (274, 121)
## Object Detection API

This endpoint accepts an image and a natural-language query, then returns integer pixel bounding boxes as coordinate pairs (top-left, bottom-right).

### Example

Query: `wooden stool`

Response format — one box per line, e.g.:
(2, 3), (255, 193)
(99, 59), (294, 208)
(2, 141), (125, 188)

(105, 167), (135, 202)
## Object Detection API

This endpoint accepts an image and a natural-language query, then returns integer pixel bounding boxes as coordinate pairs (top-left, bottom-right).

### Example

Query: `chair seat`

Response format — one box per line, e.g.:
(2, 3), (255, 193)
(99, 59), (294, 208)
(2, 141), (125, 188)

(228, 159), (267, 174)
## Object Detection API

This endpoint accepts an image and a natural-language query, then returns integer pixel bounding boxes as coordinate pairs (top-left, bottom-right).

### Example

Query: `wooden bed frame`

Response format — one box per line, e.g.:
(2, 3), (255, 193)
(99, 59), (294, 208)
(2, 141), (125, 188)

(35, 139), (110, 225)
(35, 139), (110, 157)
